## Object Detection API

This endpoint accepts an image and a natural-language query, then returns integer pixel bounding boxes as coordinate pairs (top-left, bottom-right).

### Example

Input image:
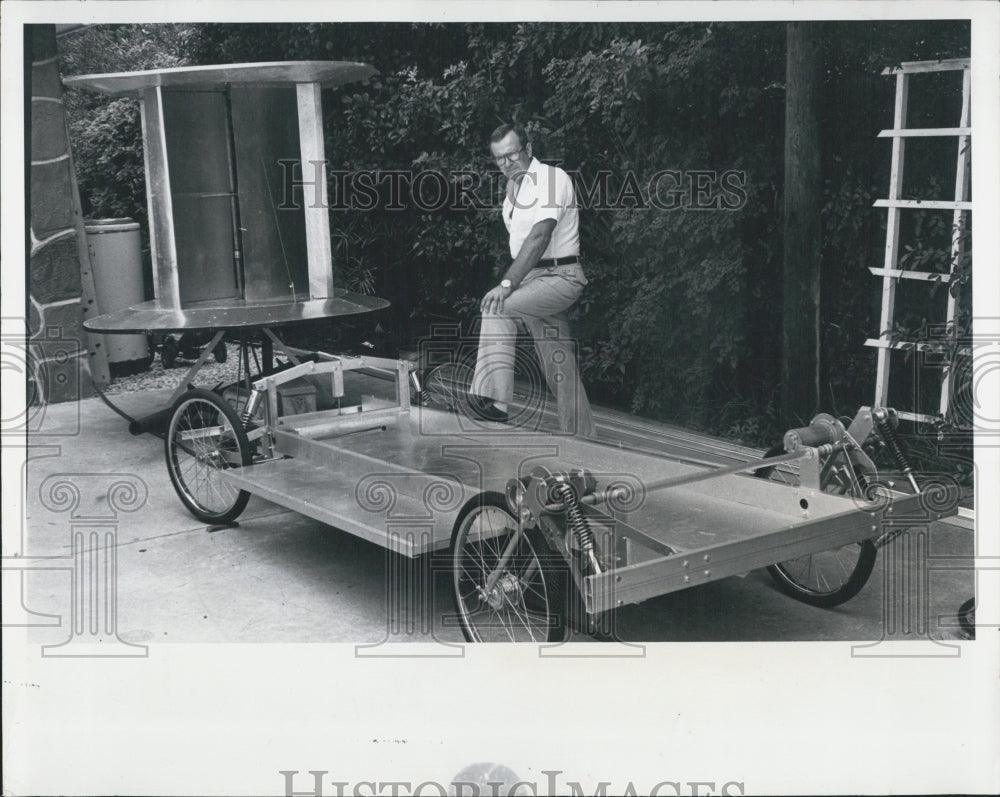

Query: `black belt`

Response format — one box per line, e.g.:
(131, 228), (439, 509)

(535, 256), (580, 268)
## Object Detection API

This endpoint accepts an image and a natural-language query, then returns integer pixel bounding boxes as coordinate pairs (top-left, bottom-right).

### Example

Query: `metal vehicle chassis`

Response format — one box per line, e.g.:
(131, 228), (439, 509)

(161, 345), (956, 642)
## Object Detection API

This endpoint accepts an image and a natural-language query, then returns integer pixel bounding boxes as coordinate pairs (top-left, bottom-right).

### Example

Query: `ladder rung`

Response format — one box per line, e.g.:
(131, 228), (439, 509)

(872, 57), (971, 431)
(881, 58), (969, 75)
(877, 127), (970, 138)
(864, 338), (972, 356)
(874, 199), (972, 210)
(865, 338), (944, 352)
(869, 267), (952, 283)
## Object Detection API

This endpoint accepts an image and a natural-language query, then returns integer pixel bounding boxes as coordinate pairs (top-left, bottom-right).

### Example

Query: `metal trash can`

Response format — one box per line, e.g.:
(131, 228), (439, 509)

(85, 218), (149, 371)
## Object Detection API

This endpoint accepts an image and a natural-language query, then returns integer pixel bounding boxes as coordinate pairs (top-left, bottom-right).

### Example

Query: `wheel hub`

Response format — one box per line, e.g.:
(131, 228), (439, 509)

(483, 572), (522, 610)
(197, 449), (224, 466)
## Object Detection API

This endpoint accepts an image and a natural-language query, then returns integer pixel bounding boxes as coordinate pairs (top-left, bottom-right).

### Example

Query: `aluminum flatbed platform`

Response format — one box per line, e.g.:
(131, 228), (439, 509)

(218, 402), (929, 612)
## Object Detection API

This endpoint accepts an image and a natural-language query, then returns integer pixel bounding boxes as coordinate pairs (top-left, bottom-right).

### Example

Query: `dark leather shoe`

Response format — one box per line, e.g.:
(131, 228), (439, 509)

(476, 404), (508, 423)
(467, 394), (508, 423)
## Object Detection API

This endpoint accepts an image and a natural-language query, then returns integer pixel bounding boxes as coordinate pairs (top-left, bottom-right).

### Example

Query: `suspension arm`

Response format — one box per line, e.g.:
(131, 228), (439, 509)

(559, 446), (824, 512)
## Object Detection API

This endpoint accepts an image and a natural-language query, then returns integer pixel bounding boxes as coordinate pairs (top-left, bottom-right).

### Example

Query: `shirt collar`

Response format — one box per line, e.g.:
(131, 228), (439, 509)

(511, 157), (542, 197)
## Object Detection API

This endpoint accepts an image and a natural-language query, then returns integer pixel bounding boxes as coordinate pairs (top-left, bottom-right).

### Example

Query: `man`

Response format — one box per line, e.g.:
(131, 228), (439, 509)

(470, 123), (595, 438)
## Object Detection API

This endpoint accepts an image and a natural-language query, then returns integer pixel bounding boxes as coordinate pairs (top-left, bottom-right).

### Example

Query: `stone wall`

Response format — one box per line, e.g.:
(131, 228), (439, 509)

(27, 24), (106, 405)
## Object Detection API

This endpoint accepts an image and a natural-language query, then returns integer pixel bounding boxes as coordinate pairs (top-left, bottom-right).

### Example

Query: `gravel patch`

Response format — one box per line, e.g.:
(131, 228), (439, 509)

(101, 342), (247, 396)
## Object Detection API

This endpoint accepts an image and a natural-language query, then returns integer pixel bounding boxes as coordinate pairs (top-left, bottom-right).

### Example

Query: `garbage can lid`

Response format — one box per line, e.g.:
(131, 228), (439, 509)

(84, 217), (140, 233)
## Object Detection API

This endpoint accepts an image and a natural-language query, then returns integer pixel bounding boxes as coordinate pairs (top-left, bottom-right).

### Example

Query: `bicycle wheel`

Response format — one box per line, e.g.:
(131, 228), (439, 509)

(757, 445), (878, 608)
(767, 539), (877, 608)
(422, 360), (475, 411)
(426, 347), (545, 423)
(957, 597), (975, 639)
(165, 388), (251, 524)
(451, 494), (567, 642)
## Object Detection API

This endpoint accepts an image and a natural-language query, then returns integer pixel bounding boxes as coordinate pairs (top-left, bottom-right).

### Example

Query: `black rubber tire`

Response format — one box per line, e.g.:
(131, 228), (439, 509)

(141, 333), (156, 371)
(756, 444), (878, 608)
(214, 341), (228, 363)
(165, 388), (251, 524)
(767, 538), (877, 608)
(451, 493), (569, 642)
(161, 336), (179, 369)
(957, 597), (975, 638)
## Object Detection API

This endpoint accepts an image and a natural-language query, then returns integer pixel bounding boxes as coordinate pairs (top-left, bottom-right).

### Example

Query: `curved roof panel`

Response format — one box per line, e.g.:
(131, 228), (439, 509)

(64, 60), (377, 96)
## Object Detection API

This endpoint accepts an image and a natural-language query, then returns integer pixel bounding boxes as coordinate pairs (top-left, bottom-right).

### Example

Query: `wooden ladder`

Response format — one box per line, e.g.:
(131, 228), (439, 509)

(865, 58), (971, 426)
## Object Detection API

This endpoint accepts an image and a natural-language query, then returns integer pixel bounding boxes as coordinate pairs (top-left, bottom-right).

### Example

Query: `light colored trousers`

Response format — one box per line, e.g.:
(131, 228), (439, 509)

(471, 263), (596, 437)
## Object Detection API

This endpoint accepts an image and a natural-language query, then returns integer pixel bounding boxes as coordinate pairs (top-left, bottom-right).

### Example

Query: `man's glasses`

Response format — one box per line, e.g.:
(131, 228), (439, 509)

(493, 145), (526, 166)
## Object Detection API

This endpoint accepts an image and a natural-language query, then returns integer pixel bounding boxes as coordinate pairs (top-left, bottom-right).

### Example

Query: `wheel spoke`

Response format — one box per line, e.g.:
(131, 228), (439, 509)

(495, 606), (516, 642)
(757, 445), (878, 607)
(166, 391), (251, 524)
(452, 500), (561, 642)
(501, 592), (542, 642)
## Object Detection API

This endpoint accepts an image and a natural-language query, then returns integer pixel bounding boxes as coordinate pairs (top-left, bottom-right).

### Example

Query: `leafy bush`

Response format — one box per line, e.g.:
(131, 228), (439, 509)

(59, 21), (970, 446)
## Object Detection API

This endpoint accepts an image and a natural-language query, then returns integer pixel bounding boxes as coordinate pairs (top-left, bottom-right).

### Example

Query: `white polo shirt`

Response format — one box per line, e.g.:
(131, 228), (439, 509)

(502, 157), (579, 260)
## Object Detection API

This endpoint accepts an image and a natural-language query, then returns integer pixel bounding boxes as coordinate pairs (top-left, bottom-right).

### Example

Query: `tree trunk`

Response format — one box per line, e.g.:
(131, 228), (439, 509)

(782, 22), (823, 424)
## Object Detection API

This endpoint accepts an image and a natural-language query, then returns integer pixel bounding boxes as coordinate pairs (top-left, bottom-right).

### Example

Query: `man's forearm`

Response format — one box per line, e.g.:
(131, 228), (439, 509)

(503, 221), (555, 287)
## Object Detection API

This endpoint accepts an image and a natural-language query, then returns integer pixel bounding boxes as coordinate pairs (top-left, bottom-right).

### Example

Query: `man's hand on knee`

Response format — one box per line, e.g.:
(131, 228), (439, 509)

(481, 283), (513, 315)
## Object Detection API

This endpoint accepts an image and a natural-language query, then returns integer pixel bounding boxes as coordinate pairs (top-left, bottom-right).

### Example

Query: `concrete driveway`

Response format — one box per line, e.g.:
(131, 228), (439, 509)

(10, 389), (975, 649)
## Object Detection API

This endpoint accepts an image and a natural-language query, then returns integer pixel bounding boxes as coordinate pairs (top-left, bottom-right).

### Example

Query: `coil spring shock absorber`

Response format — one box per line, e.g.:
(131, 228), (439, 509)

(555, 480), (602, 575)
(872, 407), (920, 494)
(410, 370), (430, 406)
(240, 388), (262, 431)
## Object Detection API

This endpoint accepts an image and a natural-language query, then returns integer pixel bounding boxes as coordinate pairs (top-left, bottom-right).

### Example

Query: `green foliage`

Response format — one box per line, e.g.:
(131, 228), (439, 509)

(60, 25), (199, 244)
(67, 98), (145, 222)
(59, 21), (970, 445)
(322, 54), (512, 334)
